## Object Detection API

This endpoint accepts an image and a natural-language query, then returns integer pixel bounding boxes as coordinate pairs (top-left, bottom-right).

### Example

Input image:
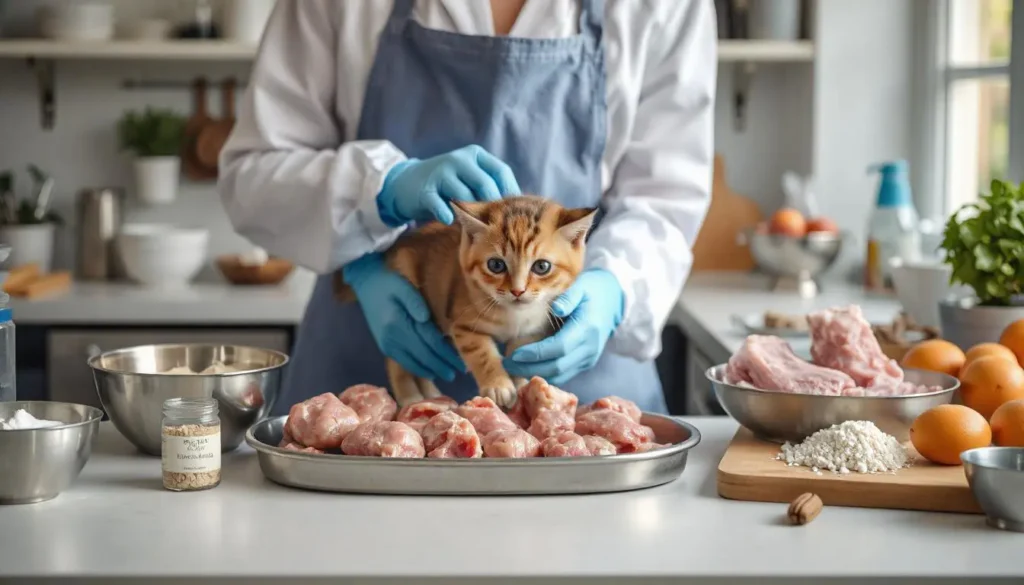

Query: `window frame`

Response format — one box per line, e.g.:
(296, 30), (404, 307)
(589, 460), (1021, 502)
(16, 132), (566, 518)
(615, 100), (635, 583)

(915, 0), (1023, 221)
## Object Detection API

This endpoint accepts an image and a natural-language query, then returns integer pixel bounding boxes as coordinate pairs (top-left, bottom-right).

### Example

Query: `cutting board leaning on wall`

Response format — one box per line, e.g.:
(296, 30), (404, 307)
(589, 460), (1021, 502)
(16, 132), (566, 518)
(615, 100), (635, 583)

(691, 155), (763, 272)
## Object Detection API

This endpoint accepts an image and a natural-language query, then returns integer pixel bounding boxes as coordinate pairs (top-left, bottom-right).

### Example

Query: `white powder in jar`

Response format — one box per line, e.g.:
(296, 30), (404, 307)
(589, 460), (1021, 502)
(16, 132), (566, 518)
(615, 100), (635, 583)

(777, 421), (909, 475)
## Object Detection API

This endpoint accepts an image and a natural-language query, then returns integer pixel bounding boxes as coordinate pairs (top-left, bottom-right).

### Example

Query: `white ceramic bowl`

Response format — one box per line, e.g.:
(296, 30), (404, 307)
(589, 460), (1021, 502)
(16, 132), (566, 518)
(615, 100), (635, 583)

(38, 2), (115, 41)
(889, 257), (957, 329)
(118, 224), (209, 288)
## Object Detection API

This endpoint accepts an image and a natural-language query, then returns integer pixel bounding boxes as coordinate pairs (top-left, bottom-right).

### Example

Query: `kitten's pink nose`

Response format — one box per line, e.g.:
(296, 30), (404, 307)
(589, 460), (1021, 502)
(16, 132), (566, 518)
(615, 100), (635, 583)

(510, 289), (525, 298)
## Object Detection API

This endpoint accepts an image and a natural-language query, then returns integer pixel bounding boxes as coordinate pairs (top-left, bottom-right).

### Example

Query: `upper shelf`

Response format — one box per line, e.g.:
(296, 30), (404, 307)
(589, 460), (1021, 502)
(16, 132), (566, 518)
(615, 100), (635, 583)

(0, 39), (815, 63)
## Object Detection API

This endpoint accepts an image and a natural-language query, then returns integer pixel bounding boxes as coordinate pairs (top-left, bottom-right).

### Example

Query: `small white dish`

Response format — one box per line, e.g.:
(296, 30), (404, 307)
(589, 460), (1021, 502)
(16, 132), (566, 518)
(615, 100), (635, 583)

(117, 224), (208, 288)
(731, 312), (809, 338)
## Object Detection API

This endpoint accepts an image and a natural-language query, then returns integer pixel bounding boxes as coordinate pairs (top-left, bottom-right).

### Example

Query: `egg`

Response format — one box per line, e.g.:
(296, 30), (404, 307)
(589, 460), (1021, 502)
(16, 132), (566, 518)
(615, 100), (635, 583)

(768, 208), (807, 237)
(806, 217), (839, 235)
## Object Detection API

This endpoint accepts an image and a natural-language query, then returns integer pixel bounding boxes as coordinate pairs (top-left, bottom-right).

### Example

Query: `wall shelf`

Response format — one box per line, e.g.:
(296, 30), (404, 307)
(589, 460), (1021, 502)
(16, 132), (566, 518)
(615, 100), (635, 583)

(0, 39), (816, 63)
(0, 40), (256, 60)
(718, 40), (815, 63)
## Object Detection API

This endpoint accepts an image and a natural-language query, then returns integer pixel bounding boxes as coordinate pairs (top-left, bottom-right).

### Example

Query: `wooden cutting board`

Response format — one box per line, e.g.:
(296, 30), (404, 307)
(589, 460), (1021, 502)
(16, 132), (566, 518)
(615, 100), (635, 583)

(691, 155), (763, 272)
(717, 428), (982, 514)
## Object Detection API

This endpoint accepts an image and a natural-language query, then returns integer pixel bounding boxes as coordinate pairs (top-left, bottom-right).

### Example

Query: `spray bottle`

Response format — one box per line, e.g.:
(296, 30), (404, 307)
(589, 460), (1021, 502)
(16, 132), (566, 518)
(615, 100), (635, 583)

(865, 160), (921, 290)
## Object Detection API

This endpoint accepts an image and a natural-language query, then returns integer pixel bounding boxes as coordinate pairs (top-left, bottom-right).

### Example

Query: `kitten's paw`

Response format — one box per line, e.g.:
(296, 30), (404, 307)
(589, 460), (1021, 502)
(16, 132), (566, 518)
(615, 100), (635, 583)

(417, 379), (442, 399)
(481, 384), (517, 409)
(512, 377), (529, 391)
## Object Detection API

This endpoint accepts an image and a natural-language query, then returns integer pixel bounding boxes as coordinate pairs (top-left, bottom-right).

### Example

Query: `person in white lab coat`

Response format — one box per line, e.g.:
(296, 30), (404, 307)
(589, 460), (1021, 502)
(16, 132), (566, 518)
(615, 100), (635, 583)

(219, 0), (716, 415)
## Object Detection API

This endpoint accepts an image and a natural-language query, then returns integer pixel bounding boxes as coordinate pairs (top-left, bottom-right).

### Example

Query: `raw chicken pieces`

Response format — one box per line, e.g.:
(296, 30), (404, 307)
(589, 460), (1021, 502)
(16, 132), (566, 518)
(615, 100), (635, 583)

(420, 411), (482, 458)
(513, 377), (578, 420)
(575, 410), (656, 453)
(281, 442), (324, 454)
(807, 306), (904, 390)
(395, 396), (458, 432)
(540, 432), (591, 457)
(726, 335), (856, 396)
(286, 392), (362, 449)
(482, 429), (542, 458)
(456, 396), (518, 436)
(582, 435), (617, 456)
(341, 421), (425, 458)
(339, 384), (398, 423)
(576, 396), (642, 423)
(527, 409), (575, 440)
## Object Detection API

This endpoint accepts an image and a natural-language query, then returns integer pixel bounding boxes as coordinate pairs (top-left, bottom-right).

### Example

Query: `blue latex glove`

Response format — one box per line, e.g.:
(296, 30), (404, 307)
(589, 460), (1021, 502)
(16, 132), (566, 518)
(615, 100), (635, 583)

(343, 253), (465, 381)
(504, 269), (624, 385)
(377, 145), (521, 226)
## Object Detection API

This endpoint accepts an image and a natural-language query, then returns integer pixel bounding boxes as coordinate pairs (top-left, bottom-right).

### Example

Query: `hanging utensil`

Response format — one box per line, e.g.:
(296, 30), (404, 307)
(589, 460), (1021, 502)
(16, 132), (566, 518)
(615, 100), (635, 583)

(28, 164), (55, 222)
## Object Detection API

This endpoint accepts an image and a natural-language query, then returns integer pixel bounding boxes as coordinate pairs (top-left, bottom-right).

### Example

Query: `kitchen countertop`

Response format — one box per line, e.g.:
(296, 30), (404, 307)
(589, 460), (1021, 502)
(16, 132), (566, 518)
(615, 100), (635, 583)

(673, 271), (905, 364)
(5, 271), (316, 325)
(1, 419), (1020, 584)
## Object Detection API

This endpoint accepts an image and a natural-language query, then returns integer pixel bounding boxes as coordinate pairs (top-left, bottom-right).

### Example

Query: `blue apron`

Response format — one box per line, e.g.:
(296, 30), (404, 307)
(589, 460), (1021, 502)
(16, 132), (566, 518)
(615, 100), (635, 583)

(276, 0), (667, 416)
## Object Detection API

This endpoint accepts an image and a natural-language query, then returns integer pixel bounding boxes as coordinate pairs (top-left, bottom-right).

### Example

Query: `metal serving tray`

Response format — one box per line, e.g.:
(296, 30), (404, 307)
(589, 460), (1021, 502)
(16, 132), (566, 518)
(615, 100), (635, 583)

(245, 414), (701, 495)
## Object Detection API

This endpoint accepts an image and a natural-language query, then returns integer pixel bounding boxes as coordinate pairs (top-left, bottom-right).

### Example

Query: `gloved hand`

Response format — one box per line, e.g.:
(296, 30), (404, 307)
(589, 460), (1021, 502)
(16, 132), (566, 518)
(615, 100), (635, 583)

(504, 269), (624, 385)
(343, 253), (466, 381)
(377, 145), (521, 226)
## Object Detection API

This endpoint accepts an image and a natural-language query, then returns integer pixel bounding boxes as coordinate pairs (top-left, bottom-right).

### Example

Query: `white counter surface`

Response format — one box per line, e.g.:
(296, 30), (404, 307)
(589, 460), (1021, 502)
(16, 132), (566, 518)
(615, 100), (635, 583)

(0, 419), (1019, 584)
(674, 272), (905, 364)
(6, 272), (316, 325)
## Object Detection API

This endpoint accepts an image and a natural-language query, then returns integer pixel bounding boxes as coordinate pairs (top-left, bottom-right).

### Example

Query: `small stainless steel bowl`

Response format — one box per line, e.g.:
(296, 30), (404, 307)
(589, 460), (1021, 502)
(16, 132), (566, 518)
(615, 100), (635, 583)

(88, 344), (288, 456)
(743, 229), (843, 279)
(0, 401), (103, 504)
(706, 365), (959, 443)
(962, 447), (1024, 532)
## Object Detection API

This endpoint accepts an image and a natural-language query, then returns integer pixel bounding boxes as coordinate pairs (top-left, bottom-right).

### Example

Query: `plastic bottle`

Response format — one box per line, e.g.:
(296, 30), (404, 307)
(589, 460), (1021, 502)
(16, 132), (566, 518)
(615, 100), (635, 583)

(865, 160), (921, 290)
(0, 293), (15, 402)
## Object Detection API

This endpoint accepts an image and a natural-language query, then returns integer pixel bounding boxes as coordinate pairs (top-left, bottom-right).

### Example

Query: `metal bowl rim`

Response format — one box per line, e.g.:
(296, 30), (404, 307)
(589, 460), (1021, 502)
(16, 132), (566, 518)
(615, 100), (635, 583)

(0, 401), (104, 433)
(87, 343), (290, 377)
(744, 227), (846, 243)
(961, 446), (1024, 469)
(706, 364), (960, 400)
(245, 413), (701, 464)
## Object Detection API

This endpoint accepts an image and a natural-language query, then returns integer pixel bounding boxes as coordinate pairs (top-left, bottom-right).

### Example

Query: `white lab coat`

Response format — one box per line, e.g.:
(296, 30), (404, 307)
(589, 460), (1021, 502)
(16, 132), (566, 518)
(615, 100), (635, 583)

(219, 0), (717, 361)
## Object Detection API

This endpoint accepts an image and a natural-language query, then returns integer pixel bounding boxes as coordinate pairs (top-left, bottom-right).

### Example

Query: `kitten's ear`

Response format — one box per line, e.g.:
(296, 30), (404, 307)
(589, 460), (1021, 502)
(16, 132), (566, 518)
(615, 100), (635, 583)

(450, 201), (489, 237)
(557, 207), (598, 246)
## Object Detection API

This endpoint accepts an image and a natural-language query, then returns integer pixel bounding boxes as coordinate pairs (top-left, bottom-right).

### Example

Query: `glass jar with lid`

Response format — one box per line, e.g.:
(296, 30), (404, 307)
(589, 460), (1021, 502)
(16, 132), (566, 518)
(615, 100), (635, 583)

(161, 397), (221, 491)
(0, 292), (15, 403)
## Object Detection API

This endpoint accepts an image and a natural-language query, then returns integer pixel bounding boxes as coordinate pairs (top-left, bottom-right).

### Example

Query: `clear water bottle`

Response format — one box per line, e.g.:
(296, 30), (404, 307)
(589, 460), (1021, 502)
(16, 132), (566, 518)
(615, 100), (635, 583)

(0, 293), (14, 402)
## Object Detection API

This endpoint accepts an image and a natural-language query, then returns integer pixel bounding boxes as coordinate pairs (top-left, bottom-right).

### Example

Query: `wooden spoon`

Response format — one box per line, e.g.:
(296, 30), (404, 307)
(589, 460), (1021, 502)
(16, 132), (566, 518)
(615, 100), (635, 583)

(182, 78), (217, 181)
(195, 78), (237, 176)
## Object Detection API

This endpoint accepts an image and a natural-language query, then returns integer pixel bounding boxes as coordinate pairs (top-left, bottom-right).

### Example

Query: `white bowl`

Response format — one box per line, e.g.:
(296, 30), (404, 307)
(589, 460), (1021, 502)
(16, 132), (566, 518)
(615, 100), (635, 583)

(889, 257), (957, 329)
(117, 224), (209, 288)
(38, 2), (115, 41)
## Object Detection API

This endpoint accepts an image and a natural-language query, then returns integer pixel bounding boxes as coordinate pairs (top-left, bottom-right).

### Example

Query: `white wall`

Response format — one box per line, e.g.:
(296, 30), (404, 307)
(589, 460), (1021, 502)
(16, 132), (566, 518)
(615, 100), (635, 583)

(812, 0), (918, 269)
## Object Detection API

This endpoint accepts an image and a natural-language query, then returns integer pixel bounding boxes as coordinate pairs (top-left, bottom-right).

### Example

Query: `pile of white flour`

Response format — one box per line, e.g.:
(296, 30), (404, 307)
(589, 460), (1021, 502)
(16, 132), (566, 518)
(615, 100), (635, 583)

(777, 421), (909, 475)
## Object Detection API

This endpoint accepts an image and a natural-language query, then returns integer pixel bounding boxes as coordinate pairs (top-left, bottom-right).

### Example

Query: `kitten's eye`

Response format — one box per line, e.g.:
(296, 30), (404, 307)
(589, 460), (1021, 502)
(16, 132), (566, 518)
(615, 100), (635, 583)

(532, 260), (552, 275)
(486, 258), (507, 274)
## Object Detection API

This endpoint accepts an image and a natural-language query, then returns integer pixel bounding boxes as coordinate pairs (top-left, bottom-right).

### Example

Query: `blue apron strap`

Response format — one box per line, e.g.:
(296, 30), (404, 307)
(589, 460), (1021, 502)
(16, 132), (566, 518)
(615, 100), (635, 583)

(387, 0), (416, 32)
(579, 0), (604, 49)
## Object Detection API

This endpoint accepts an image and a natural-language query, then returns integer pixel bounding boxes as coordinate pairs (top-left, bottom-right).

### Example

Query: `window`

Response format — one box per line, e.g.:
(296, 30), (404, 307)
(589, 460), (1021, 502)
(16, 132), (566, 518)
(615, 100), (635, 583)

(919, 0), (1023, 217)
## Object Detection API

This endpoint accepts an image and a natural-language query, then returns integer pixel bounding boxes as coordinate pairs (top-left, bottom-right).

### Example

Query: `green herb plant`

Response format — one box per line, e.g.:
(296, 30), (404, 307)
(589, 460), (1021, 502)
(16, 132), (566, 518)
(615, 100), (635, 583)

(117, 108), (187, 157)
(0, 165), (63, 226)
(942, 179), (1024, 305)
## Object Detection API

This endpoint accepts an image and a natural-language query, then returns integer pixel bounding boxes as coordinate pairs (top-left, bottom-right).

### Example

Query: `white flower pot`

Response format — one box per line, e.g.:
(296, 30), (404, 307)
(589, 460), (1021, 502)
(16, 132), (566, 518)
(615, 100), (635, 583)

(0, 223), (56, 273)
(134, 156), (180, 205)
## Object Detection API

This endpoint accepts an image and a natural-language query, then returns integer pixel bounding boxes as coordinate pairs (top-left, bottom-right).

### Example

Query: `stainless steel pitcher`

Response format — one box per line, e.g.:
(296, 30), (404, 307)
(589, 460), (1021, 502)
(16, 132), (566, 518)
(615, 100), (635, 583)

(76, 188), (124, 280)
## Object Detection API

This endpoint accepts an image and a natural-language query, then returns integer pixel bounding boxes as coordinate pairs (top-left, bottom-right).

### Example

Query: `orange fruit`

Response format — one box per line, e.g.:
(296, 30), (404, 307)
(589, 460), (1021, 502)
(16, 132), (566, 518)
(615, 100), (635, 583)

(999, 319), (1024, 365)
(958, 356), (1024, 419)
(910, 404), (992, 465)
(900, 340), (965, 377)
(768, 208), (807, 237)
(805, 217), (839, 235)
(962, 342), (1018, 373)
(990, 399), (1024, 447)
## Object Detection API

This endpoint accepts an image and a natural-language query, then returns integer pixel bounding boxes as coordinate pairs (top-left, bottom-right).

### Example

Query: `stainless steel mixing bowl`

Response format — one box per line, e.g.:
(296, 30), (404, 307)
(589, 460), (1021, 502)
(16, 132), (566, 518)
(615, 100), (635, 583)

(89, 344), (288, 455)
(706, 365), (959, 443)
(743, 230), (843, 279)
(0, 401), (103, 504)
(962, 447), (1024, 533)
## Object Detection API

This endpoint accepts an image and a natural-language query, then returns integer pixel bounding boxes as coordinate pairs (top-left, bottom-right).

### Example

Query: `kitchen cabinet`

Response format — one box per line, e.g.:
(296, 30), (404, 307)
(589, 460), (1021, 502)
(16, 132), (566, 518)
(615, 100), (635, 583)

(44, 328), (290, 411)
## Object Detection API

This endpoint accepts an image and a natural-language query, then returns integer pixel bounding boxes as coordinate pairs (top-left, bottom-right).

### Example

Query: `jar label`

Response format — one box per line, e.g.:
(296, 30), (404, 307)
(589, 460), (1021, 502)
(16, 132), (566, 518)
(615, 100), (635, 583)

(162, 432), (221, 473)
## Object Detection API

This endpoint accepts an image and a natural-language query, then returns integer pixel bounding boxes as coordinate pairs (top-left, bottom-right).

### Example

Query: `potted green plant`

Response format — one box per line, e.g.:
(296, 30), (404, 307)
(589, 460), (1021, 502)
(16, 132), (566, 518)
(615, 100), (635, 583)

(0, 165), (64, 272)
(118, 108), (186, 205)
(939, 179), (1024, 348)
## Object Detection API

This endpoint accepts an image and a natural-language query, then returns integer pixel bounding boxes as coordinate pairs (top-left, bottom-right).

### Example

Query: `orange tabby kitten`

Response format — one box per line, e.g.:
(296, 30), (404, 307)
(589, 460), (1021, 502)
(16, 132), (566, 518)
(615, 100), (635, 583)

(336, 196), (596, 407)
